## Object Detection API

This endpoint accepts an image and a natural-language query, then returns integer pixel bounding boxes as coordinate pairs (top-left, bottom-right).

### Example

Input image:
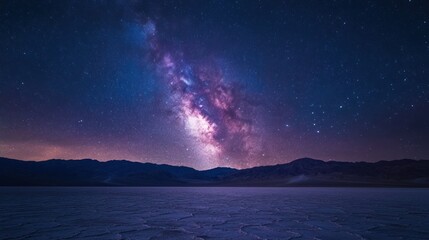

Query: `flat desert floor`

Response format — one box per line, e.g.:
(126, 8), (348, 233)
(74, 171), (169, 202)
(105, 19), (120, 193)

(1, 187), (428, 239)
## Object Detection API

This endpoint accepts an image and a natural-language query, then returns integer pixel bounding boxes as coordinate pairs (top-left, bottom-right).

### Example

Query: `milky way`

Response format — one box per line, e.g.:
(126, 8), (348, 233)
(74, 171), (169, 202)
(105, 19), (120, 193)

(141, 21), (262, 168)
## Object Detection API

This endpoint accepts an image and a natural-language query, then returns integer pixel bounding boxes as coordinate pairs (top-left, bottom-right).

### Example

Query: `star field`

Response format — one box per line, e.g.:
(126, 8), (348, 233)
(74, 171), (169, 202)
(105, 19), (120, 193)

(0, 0), (428, 169)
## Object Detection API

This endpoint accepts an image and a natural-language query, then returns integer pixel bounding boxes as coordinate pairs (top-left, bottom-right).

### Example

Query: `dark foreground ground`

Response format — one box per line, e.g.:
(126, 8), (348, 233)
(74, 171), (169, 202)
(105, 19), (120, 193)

(1, 187), (428, 239)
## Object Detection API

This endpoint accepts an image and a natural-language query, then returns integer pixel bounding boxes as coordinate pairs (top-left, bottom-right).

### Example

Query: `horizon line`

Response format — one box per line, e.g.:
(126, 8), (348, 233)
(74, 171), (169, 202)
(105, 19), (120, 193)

(1, 156), (427, 171)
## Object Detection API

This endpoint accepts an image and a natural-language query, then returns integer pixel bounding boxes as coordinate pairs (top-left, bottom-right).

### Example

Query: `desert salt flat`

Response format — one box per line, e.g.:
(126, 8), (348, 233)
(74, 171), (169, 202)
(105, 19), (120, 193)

(0, 187), (428, 240)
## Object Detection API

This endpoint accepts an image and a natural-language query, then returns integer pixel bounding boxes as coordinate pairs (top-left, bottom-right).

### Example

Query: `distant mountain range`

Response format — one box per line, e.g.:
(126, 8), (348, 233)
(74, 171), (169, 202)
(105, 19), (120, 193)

(1, 157), (428, 187)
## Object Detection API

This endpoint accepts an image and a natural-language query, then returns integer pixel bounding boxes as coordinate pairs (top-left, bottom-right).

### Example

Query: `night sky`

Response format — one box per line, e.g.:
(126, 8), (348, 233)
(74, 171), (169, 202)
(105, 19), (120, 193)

(1, 0), (428, 169)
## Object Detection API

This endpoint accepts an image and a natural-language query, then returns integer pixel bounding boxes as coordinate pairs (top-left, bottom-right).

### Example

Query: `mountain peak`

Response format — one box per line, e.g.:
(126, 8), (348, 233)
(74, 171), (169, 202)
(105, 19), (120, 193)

(289, 158), (325, 165)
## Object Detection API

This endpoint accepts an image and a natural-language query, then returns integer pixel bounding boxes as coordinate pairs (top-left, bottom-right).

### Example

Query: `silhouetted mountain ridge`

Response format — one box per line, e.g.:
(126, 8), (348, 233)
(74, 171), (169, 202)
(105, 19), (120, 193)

(0, 157), (428, 187)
